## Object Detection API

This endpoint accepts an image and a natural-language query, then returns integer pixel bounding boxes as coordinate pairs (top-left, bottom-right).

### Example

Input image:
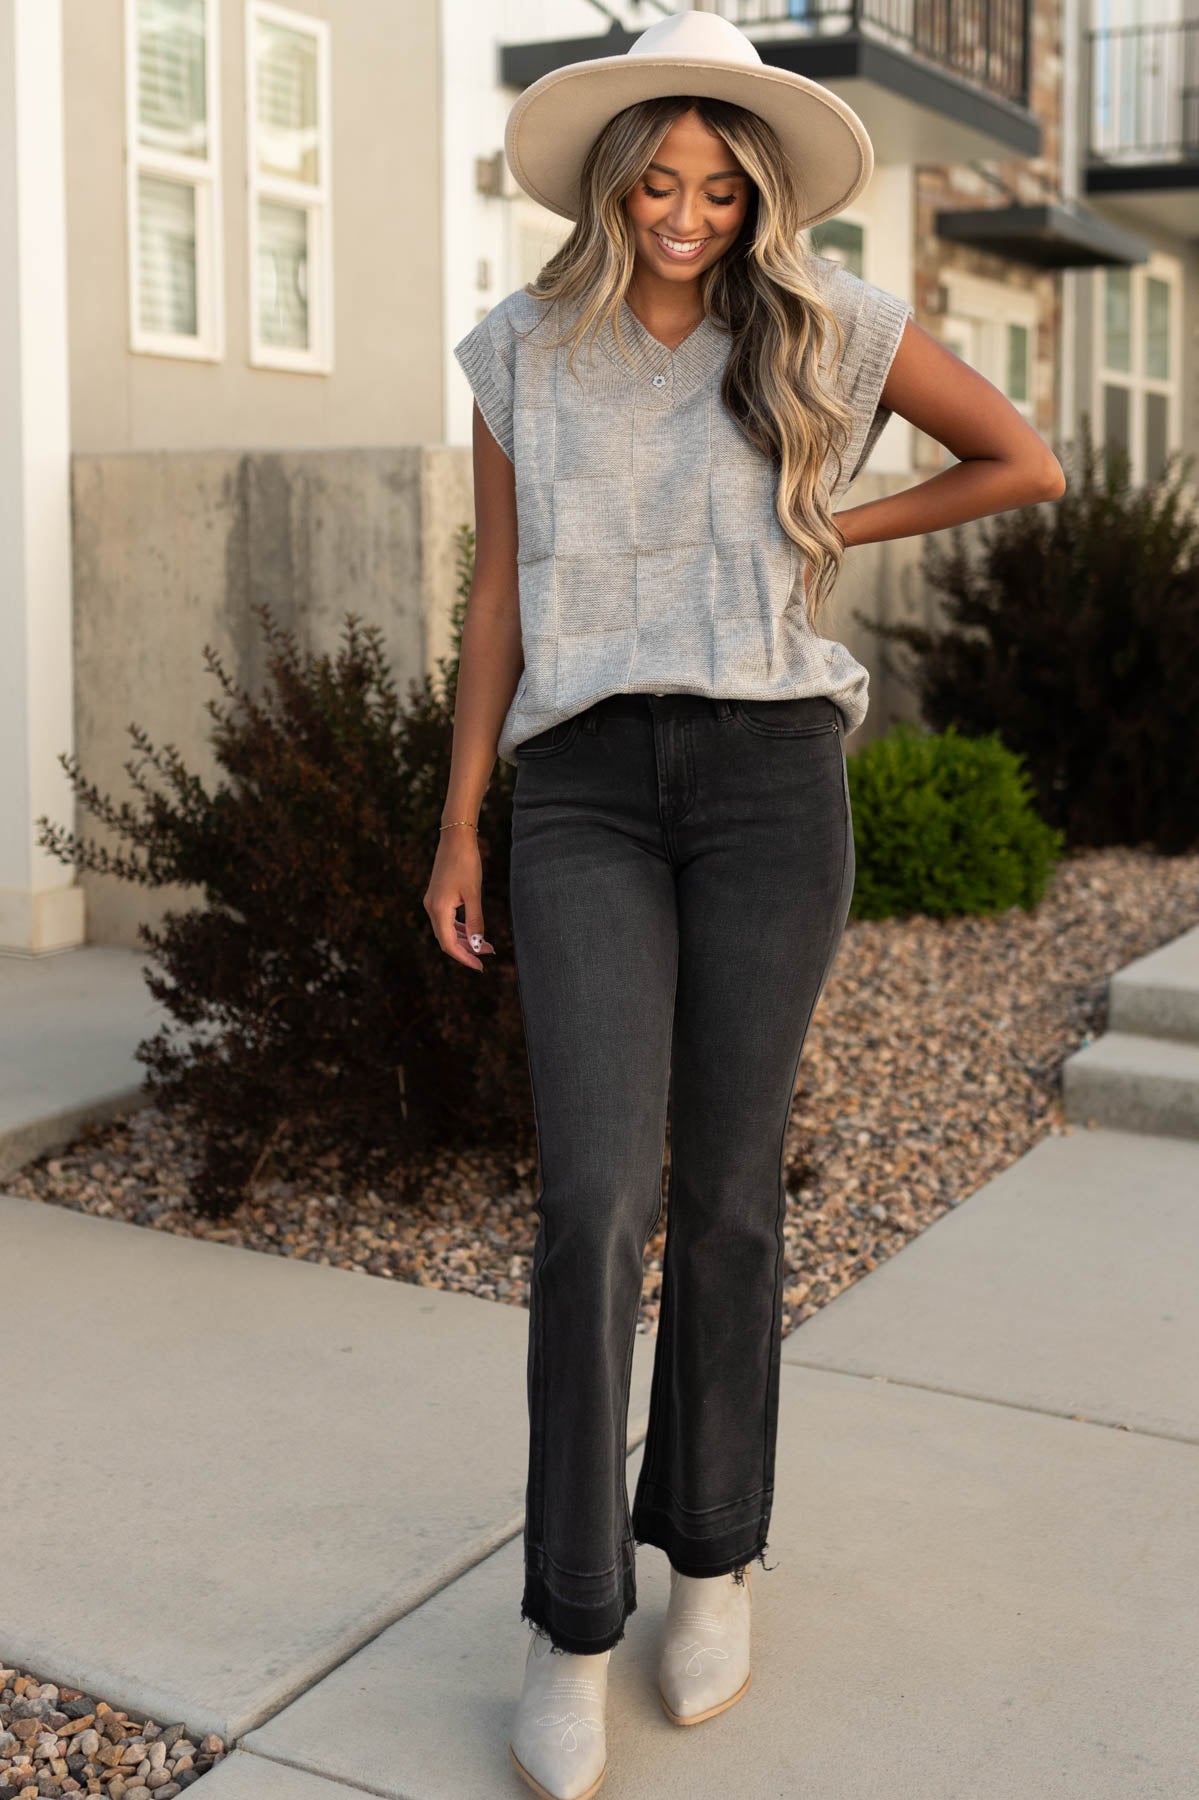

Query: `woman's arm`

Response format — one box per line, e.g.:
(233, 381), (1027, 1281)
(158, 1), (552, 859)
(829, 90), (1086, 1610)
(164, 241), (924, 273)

(833, 318), (1066, 549)
(423, 401), (524, 973)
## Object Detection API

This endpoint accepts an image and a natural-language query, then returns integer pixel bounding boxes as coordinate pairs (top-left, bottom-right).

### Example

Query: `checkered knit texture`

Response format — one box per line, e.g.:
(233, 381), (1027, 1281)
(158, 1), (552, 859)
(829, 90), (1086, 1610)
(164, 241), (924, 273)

(453, 256), (914, 765)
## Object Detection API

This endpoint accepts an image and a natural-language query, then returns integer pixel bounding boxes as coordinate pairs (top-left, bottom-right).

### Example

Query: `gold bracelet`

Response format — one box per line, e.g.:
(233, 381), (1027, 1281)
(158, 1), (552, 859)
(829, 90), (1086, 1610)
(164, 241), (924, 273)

(439, 819), (478, 832)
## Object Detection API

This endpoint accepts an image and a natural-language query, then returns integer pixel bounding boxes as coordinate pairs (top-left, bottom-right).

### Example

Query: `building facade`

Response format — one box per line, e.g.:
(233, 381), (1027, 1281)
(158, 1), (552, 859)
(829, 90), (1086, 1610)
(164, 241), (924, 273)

(2, 0), (1194, 952)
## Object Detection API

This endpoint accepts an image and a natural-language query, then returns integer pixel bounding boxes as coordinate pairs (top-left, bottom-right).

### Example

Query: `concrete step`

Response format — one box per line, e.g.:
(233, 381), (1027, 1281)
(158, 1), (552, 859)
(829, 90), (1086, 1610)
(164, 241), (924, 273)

(1108, 922), (1199, 1045)
(1063, 1030), (1199, 1141)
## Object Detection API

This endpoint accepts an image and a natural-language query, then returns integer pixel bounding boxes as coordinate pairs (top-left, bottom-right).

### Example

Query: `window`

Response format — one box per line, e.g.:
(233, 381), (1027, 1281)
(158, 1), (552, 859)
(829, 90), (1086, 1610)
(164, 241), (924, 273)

(1089, 2), (1191, 163)
(1006, 321), (1031, 407)
(125, 0), (223, 358)
(809, 216), (865, 279)
(936, 272), (1038, 470)
(941, 272), (1038, 423)
(1096, 258), (1179, 483)
(247, 3), (332, 372)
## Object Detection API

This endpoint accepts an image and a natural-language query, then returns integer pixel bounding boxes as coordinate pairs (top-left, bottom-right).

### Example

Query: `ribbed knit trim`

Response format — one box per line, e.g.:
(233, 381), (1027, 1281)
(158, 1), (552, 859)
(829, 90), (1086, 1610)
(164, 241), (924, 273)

(841, 283), (915, 489)
(453, 321), (515, 462)
(597, 299), (731, 404)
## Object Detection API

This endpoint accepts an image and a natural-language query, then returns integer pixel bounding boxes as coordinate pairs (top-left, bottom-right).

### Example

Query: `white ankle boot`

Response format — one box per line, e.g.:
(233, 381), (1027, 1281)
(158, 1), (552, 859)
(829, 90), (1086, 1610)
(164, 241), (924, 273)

(509, 1626), (611, 1799)
(657, 1563), (753, 1725)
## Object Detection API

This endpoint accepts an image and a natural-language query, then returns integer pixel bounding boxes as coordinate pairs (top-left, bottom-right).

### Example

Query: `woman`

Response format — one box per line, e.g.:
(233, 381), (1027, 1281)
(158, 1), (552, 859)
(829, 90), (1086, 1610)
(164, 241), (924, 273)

(425, 12), (1064, 1797)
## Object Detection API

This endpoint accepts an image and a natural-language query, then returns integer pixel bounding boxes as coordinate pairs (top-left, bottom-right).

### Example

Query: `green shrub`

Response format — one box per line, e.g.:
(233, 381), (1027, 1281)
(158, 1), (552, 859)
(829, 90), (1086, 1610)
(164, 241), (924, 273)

(847, 721), (1065, 920)
(37, 528), (533, 1220)
(862, 414), (1199, 854)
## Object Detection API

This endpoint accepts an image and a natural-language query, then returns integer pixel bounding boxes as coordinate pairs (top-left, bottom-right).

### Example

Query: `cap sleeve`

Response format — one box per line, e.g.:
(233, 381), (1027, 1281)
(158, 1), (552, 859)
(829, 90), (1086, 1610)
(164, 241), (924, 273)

(811, 257), (914, 494)
(453, 297), (517, 464)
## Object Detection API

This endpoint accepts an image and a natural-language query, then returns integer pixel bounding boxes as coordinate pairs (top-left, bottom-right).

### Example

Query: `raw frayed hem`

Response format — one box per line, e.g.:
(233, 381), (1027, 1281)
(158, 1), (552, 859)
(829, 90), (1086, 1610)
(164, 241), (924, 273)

(636, 1524), (777, 1586)
(520, 1593), (632, 1656)
(730, 1541), (776, 1586)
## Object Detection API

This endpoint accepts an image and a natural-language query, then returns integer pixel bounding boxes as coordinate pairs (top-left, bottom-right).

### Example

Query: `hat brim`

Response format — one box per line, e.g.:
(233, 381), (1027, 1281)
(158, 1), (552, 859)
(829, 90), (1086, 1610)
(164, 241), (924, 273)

(504, 54), (874, 228)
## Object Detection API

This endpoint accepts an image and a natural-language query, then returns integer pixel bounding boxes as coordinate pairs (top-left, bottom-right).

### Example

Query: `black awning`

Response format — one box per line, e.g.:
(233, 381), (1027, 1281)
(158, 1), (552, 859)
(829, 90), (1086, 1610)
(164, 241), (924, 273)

(934, 200), (1151, 267)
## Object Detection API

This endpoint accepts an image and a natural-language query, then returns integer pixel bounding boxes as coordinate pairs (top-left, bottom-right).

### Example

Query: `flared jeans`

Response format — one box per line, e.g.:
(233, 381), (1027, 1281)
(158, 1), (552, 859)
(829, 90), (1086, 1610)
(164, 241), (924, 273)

(508, 689), (856, 1654)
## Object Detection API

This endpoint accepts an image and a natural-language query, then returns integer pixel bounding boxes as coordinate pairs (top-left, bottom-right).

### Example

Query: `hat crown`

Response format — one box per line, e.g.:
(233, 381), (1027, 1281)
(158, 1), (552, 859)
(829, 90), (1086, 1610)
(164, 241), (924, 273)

(503, 5), (873, 227)
(627, 10), (763, 70)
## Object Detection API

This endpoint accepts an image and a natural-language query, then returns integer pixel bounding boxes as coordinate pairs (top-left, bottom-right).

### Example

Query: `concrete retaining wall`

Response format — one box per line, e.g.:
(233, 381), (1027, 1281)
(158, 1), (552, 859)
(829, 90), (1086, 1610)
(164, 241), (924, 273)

(70, 445), (472, 946)
(68, 455), (938, 946)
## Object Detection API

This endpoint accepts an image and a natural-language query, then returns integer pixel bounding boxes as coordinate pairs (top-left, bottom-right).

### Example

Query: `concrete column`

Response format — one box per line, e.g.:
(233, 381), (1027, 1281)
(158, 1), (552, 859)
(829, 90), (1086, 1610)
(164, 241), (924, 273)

(0, 0), (84, 953)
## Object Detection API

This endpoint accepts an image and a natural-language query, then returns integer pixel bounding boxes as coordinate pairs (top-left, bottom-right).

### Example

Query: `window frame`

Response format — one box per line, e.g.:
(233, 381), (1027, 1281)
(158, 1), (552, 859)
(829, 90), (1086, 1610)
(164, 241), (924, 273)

(245, 0), (333, 374)
(941, 270), (1038, 423)
(1093, 252), (1182, 485)
(124, 0), (225, 361)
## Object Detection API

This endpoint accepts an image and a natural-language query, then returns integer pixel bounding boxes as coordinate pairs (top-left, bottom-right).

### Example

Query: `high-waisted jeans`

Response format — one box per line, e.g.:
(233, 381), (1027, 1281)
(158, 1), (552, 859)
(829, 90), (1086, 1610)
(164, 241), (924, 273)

(507, 689), (856, 1655)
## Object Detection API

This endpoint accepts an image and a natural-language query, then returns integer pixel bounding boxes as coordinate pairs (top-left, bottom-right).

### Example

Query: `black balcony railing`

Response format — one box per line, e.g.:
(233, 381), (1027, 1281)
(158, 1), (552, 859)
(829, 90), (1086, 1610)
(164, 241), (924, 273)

(717, 0), (1031, 107)
(1086, 20), (1199, 161)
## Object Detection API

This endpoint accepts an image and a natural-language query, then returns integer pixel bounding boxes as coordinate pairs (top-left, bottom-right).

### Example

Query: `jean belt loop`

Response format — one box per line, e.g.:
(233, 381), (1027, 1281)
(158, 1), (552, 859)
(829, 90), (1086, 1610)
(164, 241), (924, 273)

(714, 698), (733, 721)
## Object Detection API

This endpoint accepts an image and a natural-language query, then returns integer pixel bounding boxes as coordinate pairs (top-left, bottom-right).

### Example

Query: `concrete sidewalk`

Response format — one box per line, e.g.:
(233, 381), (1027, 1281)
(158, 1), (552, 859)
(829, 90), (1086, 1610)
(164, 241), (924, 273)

(0, 1191), (657, 1744)
(2, 924), (1198, 1796)
(0, 945), (164, 1178)
(235, 1125), (1199, 1800)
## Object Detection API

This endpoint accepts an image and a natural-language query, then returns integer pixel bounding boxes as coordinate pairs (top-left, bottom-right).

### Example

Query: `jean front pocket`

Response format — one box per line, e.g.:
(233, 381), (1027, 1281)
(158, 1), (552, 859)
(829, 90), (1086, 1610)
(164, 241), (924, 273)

(732, 696), (841, 739)
(514, 712), (585, 759)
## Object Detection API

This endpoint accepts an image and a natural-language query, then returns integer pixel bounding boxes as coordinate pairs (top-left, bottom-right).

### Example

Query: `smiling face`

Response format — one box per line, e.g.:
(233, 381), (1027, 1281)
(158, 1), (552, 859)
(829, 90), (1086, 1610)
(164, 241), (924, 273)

(623, 108), (752, 287)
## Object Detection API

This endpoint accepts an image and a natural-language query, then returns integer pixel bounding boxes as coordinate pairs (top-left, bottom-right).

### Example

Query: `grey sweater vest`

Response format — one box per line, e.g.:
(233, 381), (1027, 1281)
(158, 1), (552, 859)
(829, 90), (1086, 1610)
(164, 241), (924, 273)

(453, 256), (913, 765)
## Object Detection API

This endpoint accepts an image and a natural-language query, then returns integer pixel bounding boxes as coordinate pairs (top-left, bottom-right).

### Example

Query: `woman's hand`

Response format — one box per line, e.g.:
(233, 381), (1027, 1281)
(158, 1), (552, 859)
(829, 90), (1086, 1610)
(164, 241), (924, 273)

(424, 826), (495, 973)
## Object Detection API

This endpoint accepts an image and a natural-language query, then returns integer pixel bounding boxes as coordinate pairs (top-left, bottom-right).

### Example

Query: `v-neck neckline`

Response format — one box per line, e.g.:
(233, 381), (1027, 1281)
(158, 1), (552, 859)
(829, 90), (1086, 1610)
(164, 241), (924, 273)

(622, 297), (708, 356)
(595, 297), (731, 402)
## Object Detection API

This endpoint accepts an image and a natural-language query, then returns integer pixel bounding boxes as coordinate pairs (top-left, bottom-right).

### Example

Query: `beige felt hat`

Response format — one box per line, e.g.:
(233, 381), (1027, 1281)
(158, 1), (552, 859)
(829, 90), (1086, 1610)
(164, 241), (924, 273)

(504, 9), (874, 229)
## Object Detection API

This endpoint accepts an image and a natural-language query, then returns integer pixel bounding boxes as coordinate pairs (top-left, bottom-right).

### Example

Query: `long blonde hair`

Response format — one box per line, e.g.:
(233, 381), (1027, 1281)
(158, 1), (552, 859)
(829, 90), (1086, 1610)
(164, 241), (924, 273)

(521, 94), (855, 625)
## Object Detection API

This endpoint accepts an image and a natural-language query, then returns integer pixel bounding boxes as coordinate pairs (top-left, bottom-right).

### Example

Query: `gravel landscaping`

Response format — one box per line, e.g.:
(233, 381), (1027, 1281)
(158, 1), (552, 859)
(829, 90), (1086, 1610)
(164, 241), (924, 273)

(0, 1667), (224, 1798)
(7, 844), (1199, 1340)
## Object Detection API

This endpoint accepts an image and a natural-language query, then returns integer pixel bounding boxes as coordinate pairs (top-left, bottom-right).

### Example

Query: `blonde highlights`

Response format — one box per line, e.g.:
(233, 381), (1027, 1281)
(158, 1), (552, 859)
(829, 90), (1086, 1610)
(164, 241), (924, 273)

(521, 95), (855, 625)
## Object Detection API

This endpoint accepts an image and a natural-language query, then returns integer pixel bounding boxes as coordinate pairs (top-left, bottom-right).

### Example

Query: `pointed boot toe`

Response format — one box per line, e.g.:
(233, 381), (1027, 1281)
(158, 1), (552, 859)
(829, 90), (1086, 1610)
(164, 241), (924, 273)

(657, 1563), (752, 1726)
(509, 1627), (610, 1799)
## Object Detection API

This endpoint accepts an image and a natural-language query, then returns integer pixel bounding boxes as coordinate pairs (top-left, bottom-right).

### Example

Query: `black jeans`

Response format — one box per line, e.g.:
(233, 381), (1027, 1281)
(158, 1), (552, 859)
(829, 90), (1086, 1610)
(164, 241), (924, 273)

(508, 690), (855, 1654)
